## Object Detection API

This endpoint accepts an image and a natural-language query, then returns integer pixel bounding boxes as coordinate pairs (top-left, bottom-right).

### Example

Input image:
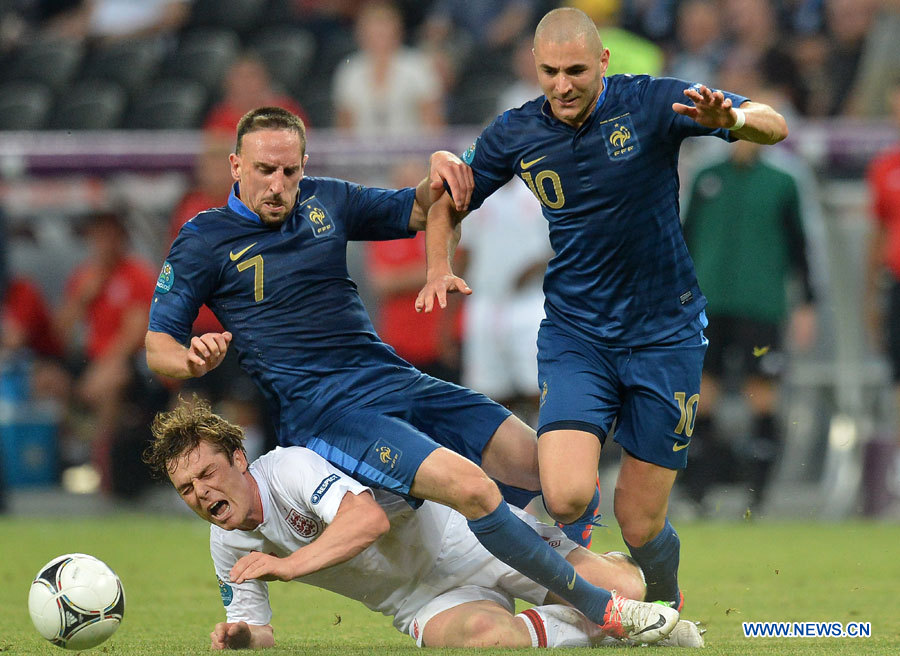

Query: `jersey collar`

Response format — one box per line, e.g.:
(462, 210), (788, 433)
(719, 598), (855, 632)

(228, 182), (263, 224)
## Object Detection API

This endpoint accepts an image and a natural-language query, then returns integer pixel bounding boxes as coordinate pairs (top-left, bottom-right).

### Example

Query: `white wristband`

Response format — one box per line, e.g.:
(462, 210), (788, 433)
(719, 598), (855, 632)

(728, 107), (746, 131)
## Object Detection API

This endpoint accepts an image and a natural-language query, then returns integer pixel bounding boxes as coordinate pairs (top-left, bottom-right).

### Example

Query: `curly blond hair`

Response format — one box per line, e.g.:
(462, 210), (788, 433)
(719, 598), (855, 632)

(143, 396), (246, 479)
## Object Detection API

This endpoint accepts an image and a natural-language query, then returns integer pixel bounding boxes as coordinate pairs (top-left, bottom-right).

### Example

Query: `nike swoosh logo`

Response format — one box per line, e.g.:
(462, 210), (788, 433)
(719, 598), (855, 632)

(566, 568), (577, 590)
(229, 243), (257, 261)
(633, 614), (667, 636)
(520, 155), (547, 170)
(672, 442), (690, 452)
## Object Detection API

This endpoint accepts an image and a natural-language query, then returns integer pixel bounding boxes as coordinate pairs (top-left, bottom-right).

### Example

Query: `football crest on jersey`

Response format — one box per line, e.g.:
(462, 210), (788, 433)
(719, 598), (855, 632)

(303, 198), (334, 238)
(600, 114), (640, 161)
(156, 260), (174, 293)
(286, 508), (322, 538)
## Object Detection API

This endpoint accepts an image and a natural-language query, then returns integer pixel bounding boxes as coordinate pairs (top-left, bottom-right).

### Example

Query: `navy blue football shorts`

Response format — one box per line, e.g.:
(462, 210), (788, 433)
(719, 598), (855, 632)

(304, 373), (511, 501)
(536, 321), (708, 470)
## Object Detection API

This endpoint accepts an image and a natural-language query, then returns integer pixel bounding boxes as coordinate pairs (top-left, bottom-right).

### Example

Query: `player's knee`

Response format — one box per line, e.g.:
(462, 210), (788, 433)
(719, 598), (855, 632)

(617, 515), (662, 548)
(603, 551), (647, 601)
(455, 473), (503, 519)
(457, 612), (510, 647)
(543, 491), (591, 525)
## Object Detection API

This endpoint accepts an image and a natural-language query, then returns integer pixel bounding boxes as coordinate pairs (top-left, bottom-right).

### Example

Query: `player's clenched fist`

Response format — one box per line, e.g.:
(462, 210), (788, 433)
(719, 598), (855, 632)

(187, 331), (233, 376)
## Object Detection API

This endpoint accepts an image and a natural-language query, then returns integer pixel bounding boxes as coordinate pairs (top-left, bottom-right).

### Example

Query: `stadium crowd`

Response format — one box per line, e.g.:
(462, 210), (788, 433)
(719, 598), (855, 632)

(1, 0), (899, 519)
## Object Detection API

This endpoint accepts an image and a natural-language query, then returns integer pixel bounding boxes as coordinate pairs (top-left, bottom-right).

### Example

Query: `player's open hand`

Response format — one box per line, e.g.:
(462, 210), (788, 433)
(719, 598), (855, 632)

(430, 150), (474, 212)
(673, 84), (738, 130)
(211, 621), (252, 649)
(415, 274), (472, 313)
(186, 331), (233, 377)
(230, 551), (295, 584)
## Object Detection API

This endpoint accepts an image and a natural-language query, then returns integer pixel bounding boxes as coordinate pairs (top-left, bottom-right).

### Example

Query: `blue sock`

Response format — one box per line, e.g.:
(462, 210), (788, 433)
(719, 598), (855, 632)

(553, 485), (601, 547)
(468, 501), (612, 623)
(625, 518), (680, 605)
(495, 482), (541, 509)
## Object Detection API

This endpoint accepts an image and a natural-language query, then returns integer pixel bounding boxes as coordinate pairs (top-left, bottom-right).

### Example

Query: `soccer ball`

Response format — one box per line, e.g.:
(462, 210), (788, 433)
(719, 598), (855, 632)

(28, 553), (125, 650)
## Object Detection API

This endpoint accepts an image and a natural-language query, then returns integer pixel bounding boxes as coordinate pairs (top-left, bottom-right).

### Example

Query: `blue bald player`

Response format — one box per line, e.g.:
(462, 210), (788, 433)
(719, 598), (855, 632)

(145, 107), (681, 643)
(417, 7), (789, 617)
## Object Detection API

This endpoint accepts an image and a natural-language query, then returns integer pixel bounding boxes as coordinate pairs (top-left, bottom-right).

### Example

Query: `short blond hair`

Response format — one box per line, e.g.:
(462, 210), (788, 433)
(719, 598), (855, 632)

(143, 396), (246, 478)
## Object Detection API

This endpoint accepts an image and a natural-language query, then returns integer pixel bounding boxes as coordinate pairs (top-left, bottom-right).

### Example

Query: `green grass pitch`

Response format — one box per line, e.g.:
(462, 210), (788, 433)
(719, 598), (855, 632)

(1, 514), (898, 655)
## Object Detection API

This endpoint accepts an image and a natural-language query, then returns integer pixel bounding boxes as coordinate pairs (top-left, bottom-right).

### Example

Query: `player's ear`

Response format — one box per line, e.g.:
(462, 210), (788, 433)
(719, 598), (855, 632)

(233, 448), (248, 471)
(229, 153), (241, 182)
(302, 153), (309, 170)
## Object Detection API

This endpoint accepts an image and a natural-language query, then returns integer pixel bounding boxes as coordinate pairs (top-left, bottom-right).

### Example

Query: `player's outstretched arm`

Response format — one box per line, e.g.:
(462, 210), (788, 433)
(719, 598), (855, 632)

(415, 194), (472, 313)
(210, 621), (274, 650)
(145, 329), (232, 379)
(672, 84), (788, 145)
(228, 491), (390, 584)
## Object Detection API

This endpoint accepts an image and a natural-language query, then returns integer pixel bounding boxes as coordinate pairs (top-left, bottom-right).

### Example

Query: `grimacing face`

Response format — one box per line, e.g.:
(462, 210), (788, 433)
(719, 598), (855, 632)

(230, 128), (308, 227)
(168, 441), (260, 531)
(533, 36), (608, 129)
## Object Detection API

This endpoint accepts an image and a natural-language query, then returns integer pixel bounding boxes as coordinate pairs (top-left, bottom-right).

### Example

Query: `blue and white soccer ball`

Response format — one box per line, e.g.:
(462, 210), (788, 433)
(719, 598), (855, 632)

(28, 553), (125, 650)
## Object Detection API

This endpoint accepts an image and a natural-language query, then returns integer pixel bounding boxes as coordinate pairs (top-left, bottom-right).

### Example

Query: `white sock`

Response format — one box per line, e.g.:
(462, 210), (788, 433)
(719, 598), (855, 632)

(516, 605), (601, 648)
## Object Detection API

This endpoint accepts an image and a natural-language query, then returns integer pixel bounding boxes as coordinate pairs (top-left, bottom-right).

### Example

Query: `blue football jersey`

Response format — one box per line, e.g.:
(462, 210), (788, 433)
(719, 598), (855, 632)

(462, 74), (747, 347)
(148, 178), (418, 439)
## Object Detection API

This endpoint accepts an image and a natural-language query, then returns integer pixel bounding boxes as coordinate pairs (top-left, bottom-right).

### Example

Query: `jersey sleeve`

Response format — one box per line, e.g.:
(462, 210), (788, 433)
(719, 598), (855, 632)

(646, 76), (748, 144)
(209, 528), (272, 626)
(273, 447), (373, 525)
(336, 179), (417, 242)
(463, 113), (517, 211)
(147, 222), (220, 343)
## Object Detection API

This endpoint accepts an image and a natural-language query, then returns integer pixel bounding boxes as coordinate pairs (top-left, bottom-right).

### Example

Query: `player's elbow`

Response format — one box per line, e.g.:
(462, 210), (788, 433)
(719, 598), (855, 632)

(365, 505), (391, 542)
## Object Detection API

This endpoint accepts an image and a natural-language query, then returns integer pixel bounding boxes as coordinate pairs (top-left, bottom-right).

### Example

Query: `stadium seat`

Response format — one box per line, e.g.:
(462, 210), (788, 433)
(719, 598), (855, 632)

(0, 82), (53, 130)
(250, 27), (316, 93)
(125, 78), (207, 129)
(167, 28), (240, 91)
(79, 40), (164, 93)
(189, 0), (266, 31)
(4, 39), (84, 92)
(48, 81), (127, 130)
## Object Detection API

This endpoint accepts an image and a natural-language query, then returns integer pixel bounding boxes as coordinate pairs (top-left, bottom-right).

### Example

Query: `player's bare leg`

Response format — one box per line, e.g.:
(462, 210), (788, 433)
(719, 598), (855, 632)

(480, 414), (541, 492)
(614, 453), (682, 607)
(545, 549), (646, 604)
(423, 601), (533, 647)
(538, 429), (602, 523)
(409, 448), (624, 627)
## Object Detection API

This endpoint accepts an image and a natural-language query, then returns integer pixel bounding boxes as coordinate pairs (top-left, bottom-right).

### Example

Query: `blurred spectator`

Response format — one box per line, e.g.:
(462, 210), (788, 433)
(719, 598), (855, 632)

(864, 76), (900, 488)
(572, 0), (664, 76)
(776, 0), (826, 36)
(722, 0), (806, 115)
(420, 0), (536, 89)
(204, 51), (310, 135)
(30, 0), (190, 44)
(664, 0), (724, 85)
(619, 0), (679, 44)
(53, 211), (163, 496)
(1, 211), (70, 510)
(844, 0), (900, 117)
(366, 159), (463, 382)
(459, 181), (550, 427)
(495, 34), (542, 113)
(680, 81), (818, 511)
(333, 1), (444, 135)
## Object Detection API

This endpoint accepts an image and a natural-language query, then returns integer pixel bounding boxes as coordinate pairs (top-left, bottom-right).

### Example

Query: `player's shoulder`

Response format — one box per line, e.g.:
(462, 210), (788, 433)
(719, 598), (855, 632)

(493, 96), (545, 129)
(255, 445), (327, 479)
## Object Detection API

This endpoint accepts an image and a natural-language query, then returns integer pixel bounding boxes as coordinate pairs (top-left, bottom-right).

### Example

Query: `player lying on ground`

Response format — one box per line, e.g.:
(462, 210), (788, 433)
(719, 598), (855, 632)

(143, 399), (704, 649)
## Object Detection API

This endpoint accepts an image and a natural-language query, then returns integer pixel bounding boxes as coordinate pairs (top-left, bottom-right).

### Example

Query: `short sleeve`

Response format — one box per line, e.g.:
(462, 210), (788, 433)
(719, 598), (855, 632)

(209, 530), (272, 626)
(338, 180), (417, 242)
(147, 223), (219, 343)
(646, 76), (748, 144)
(464, 114), (517, 210)
(272, 447), (372, 525)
